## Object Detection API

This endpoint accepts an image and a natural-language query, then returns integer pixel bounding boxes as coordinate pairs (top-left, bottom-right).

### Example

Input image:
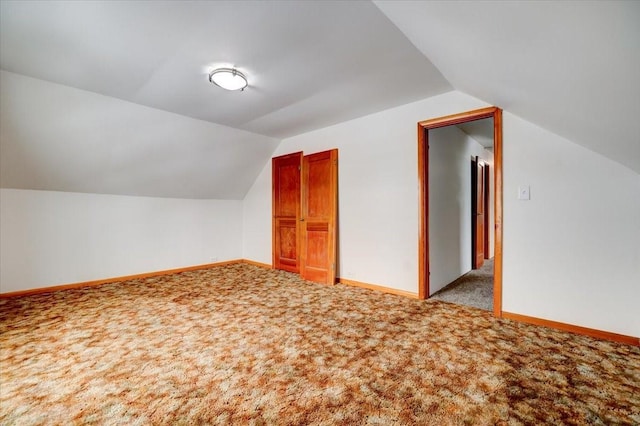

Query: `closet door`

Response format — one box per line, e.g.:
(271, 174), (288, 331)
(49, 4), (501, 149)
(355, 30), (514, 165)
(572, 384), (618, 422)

(472, 156), (485, 269)
(300, 149), (338, 285)
(272, 152), (302, 272)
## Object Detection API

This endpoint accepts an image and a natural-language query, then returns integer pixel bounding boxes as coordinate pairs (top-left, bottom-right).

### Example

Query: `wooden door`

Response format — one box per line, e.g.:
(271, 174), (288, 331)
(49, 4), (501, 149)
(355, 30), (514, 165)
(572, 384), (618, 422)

(472, 156), (485, 269)
(272, 152), (302, 273)
(300, 149), (338, 285)
(484, 164), (491, 259)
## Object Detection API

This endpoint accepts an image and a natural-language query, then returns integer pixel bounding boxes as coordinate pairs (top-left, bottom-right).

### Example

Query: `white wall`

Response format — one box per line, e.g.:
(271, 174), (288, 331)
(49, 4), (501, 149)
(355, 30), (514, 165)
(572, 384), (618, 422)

(242, 160), (273, 264)
(502, 112), (640, 336)
(242, 90), (639, 337)
(2, 86), (637, 337)
(428, 125), (493, 295)
(243, 91), (489, 293)
(0, 189), (242, 293)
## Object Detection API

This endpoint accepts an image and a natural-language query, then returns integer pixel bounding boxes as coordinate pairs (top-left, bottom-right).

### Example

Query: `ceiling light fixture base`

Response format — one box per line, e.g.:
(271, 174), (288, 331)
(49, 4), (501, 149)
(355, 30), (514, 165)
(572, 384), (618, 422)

(208, 68), (248, 91)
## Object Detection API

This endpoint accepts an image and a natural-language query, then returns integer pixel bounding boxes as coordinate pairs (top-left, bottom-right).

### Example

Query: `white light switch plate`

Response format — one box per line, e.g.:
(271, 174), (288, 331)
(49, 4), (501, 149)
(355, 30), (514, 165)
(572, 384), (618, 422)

(518, 185), (530, 200)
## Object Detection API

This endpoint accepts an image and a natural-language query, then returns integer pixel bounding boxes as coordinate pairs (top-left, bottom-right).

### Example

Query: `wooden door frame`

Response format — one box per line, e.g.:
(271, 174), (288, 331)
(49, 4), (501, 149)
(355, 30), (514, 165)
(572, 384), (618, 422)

(417, 106), (503, 318)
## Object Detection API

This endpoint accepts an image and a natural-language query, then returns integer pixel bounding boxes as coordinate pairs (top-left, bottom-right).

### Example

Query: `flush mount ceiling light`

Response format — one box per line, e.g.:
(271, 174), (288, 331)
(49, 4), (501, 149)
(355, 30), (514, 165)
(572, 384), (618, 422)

(208, 68), (248, 91)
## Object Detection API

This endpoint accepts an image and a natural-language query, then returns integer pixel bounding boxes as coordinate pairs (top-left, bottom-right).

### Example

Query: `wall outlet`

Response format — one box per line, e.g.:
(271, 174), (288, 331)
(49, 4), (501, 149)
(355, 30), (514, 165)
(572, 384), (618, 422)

(211, 257), (218, 263)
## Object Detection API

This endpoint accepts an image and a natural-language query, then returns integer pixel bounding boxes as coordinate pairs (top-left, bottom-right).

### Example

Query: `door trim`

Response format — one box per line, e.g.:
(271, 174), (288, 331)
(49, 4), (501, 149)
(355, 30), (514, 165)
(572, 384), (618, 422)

(417, 106), (503, 318)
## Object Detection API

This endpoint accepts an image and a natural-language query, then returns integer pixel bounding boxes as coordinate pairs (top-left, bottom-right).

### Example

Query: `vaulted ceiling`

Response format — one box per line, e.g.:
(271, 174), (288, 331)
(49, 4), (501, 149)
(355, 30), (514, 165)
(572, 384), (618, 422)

(375, 0), (640, 174)
(0, 0), (450, 138)
(1, 0), (638, 199)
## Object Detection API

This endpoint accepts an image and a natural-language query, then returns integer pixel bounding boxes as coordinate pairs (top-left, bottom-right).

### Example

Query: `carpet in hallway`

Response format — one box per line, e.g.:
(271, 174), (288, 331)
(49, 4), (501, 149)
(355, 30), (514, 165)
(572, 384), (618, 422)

(431, 259), (494, 311)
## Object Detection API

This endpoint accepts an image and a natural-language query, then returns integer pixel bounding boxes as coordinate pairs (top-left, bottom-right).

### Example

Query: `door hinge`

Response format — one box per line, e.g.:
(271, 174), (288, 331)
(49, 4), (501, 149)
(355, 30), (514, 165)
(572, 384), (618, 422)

(298, 165), (301, 171)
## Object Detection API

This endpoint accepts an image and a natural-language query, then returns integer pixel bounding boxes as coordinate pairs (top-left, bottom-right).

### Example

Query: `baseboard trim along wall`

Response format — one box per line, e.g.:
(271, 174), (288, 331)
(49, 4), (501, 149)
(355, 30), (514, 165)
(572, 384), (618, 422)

(215, 261), (420, 299)
(337, 277), (420, 299)
(502, 311), (639, 347)
(242, 259), (273, 269)
(0, 259), (245, 299)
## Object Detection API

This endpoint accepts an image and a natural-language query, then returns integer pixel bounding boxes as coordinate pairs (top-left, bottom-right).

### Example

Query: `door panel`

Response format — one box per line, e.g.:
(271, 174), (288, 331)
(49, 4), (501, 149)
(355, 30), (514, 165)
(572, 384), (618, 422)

(472, 157), (485, 269)
(475, 216), (484, 267)
(272, 152), (302, 272)
(302, 223), (330, 282)
(301, 149), (338, 285)
(484, 164), (491, 259)
(308, 159), (332, 217)
(275, 219), (298, 269)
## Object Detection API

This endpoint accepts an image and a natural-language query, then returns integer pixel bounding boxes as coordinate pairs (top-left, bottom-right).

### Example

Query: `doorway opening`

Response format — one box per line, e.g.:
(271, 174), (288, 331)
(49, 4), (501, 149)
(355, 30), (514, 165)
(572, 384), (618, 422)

(417, 107), (503, 317)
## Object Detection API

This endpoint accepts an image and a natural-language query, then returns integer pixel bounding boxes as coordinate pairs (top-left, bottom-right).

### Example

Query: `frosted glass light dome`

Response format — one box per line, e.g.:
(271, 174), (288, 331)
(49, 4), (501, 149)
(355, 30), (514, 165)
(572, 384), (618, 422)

(208, 68), (248, 91)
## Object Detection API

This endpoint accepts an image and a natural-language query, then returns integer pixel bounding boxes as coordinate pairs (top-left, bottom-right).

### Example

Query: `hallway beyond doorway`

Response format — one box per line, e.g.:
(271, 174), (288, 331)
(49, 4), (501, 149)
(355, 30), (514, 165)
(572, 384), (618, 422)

(430, 259), (493, 311)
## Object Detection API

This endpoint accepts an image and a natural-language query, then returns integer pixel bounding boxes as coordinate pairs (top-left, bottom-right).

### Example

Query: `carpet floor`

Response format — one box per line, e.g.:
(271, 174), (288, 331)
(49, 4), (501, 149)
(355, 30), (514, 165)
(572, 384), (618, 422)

(430, 259), (494, 311)
(1, 264), (638, 425)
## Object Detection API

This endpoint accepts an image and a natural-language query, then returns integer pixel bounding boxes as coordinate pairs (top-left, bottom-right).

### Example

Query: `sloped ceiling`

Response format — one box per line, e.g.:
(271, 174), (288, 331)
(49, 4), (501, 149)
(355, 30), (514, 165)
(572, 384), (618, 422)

(0, 0), (452, 198)
(0, 0), (450, 138)
(458, 119), (494, 150)
(0, 70), (280, 199)
(1, 1), (638, 201)
(375, 0), (640, 174)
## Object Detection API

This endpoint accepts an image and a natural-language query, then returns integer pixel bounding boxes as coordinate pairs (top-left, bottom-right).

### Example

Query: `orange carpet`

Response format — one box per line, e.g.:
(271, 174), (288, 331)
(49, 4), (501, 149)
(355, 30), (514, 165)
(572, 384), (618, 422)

(1, 264), (638, 424)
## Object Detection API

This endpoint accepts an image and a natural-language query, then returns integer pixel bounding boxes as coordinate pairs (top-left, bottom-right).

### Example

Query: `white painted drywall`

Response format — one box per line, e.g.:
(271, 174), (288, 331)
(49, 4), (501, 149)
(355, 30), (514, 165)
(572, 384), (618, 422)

(242, 91), (489, 293)
(242, 160), (273, 265)
(243, 90), (639, 337)
(502, 112), (640, 336)
(428, 125), (493, 295)
(0, 189), (242, 293)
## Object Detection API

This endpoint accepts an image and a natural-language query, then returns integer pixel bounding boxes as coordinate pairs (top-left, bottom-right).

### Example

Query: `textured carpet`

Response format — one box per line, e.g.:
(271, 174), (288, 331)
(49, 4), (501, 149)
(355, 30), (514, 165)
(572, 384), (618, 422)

(1, 263), (638, 425)
(431, 259), (494, 311)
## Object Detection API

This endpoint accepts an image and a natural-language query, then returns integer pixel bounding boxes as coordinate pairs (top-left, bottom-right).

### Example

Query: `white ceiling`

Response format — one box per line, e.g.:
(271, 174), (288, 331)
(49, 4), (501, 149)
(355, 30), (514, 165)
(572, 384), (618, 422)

(0, 70), (280, 199)
(1, 0), (638, 200)
(0, 0), (451, 139)
(457, 119), (494, 150)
